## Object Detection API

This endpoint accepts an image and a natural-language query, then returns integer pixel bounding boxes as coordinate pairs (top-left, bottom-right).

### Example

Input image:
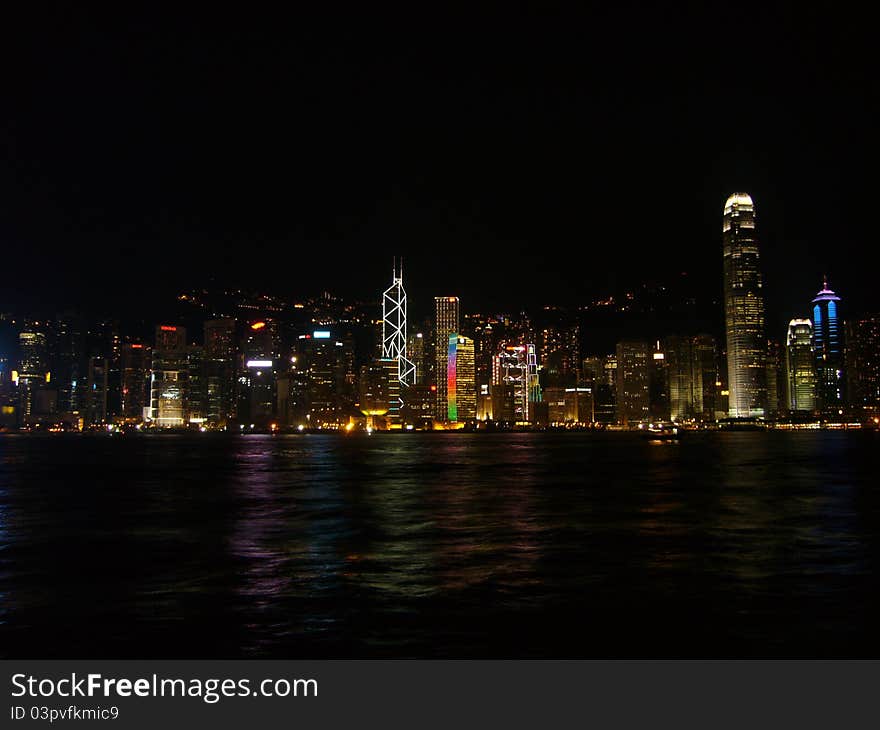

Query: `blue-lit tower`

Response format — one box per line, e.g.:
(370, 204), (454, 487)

(812, 277), (845, 414)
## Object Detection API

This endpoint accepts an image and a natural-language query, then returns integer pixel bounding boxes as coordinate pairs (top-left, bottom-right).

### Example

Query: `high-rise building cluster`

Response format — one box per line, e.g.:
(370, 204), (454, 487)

(0, 197), (878, 432)
(0, 300), (363, 432)
(718, 192), (875, 426)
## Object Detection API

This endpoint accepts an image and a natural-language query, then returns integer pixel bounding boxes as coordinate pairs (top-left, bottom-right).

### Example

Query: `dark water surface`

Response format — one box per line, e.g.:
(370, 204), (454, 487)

(1, 431), (879, 658)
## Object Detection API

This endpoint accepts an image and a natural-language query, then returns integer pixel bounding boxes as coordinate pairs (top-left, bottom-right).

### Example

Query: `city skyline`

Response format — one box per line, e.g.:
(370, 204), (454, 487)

(3, 6), (880, 681)
(0, 4), (875, 431)
(3, 217), (879, 432)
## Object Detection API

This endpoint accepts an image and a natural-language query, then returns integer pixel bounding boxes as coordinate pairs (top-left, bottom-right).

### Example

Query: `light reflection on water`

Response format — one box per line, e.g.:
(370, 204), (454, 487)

(0, 431), (878, 657)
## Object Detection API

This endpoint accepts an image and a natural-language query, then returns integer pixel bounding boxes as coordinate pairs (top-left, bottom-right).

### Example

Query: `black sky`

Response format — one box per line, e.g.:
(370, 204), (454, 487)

(1, 5), (876, 333)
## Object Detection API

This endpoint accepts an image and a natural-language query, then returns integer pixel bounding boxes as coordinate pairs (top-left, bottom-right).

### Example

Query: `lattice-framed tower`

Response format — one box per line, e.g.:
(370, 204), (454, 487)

(382, 258), (416, 388)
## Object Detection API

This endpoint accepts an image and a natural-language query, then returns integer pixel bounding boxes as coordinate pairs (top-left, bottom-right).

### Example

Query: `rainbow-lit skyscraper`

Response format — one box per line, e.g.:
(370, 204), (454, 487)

(722, 192), (767, 418)
(446, 334), (475, 423)
(434, 296), (460, 420)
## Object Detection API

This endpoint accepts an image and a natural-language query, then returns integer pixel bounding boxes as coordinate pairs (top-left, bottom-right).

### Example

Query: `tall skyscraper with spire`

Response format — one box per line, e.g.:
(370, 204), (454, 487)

(722, 192), (767, 418)
(382, 258), (416, 389)
(812, 277), (845, 414)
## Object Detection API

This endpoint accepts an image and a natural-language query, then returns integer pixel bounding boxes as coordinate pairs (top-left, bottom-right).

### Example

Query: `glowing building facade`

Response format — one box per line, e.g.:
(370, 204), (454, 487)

(358, 359), (399, 429)
(786, 319), (816, 413)
(722, 192), (767, 418)
(295, 328), (351, 426)
(663, 334), (720, 422)
(564, 387), (593, 423)
(812, 279), (845, 414)
(490, 345), (539, 424)
(17, 325), (48, 419)
(665, 336), (695, 422)
(149, 325), (188, 428)
(434, 297), (460, 421)
(446, 334), (475, 422)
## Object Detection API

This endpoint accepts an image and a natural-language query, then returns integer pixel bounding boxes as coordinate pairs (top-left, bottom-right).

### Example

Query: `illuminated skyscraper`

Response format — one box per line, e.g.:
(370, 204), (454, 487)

(544, 386), (566, 424)
(664, 336), (694, 422)
(295, 328), (351, 426)
(17, 323), (49, 420)
(722, 192), (767, 417)
(537, 310), (580, 385)
(491, 345), (539, 424)
(382, 260), (416, 392)
(434, 297), (460, 420)
(149, 325), (188, 428)
(812, 278), (845, 414)
(276, 362), (310, 429)
(186, 345), (206, 424)
(407, 331), (426, 384)
(238, 320), (277, 428)
(400, 383), (436, 429)
(564, 387), (593, 423)
(616, 340), (650, 426)
(358, 360), (391, 430)
(692, 335), (720, 422)
(446, 334), (475, 422)
(786, 319), (816, 413)
(663, 335), (720, 422)
(583, 355), (617, 424)
(359, 358), (400, 429)
(846, 314), (880, 422)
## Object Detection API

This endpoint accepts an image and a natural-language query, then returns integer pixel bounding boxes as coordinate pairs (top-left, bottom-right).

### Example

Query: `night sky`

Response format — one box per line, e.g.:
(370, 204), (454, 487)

(1, 5), (876, 333)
